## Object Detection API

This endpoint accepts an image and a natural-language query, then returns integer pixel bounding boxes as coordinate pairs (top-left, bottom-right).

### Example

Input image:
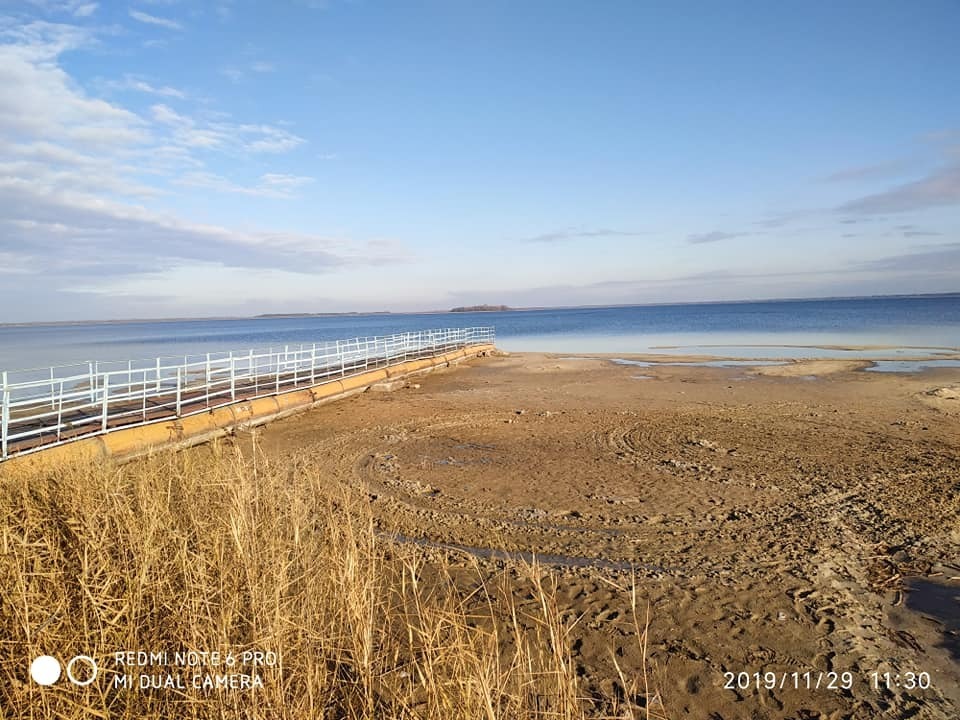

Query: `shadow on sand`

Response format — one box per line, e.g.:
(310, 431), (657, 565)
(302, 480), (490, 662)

(905, 577), (960, 662)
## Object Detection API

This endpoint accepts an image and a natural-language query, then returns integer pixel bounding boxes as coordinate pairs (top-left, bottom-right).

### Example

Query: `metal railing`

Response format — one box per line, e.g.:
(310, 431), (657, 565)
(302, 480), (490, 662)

(0, 326), (495, 461)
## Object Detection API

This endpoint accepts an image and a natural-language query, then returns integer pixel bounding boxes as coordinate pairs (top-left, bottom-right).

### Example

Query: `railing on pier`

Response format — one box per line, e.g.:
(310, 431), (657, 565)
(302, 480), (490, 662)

(0, 326), (495, 461)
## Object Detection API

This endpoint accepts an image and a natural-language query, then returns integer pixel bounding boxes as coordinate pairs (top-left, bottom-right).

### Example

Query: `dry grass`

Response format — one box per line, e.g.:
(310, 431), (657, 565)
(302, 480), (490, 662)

(0, 441), (665, 719)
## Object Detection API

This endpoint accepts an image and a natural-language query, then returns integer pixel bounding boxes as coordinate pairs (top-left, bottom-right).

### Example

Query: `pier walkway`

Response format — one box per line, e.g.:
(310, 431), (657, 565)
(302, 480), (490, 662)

(0, 327), (495, 461)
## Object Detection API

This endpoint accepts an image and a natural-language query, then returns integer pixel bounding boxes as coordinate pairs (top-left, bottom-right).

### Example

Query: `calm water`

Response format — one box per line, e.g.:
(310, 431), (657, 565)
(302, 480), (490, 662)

(1, 295), (959, 372)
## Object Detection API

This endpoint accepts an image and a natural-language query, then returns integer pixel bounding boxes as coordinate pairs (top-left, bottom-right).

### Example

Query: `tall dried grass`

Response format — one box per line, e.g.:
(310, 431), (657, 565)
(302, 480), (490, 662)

(0, 441), (663, 719)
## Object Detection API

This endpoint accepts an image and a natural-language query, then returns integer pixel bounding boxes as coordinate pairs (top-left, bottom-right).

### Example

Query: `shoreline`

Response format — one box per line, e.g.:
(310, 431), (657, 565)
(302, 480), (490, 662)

(3, 342), (960, 378)
(532, 349), (960, 384)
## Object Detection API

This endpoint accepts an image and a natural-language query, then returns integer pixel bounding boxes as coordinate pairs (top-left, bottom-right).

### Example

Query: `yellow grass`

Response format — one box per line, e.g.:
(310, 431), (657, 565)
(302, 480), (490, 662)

(0, 440), (664, 719)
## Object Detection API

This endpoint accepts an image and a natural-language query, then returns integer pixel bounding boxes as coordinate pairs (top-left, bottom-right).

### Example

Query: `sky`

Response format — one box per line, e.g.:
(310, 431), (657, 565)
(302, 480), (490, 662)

(1, 0), (958, 322)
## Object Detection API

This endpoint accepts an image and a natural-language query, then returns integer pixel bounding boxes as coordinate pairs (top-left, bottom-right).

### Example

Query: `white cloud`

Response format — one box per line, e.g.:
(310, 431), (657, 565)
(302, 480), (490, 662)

(686, 230), (751, 245)
(150, 104), (305, 153)
(128, 9), (183, 31)
(0, 21), (147, 144)
(822, 160), (912, 183)
(838, 162), (960, 214)
(216, 4), (234, 22)
(24, 0), (98, 16)
(519, 228), (648, 244)
(260, 173), (313, 189)
(220, 66), (244, 83)
(0, 177), (387, 282)
(0, 14), (334, 304)
(0, 251), (34, 275)
(109, 75), (186, 99)
(221, 61), (278, 82)
(0, 156), (160, 198)
(174, 171), (313, 197)
(150, 102), (189, 125)
(241, 125), (304, 153)
(61, 263), (354, 310)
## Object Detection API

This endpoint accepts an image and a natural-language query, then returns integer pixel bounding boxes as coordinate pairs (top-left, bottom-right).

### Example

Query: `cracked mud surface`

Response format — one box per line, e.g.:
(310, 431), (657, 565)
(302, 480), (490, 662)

(208, 352), (960, 719)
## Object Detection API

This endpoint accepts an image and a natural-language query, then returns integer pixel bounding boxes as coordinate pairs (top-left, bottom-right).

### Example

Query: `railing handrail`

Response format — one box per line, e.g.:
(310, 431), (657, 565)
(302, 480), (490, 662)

(1, 326), (497, 378)
(0, 326), (495, 461)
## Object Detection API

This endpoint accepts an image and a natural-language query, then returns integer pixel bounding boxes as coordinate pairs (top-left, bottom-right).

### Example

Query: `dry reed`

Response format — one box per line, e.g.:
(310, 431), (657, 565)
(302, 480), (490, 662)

(0, 441), (664, 719)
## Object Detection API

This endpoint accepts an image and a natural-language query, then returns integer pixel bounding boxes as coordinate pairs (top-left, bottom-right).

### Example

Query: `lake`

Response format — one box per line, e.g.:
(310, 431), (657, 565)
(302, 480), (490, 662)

(1, 294), (958, 372)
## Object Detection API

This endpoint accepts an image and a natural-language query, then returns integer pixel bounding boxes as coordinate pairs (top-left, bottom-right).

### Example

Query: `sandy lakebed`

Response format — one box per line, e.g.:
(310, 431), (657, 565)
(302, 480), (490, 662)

(185, 350), (960, 719)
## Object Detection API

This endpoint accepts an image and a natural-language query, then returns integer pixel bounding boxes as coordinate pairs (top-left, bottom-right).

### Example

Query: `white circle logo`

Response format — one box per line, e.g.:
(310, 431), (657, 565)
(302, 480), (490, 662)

(66, 655), (98, 686)
(30, 655), (61, 685)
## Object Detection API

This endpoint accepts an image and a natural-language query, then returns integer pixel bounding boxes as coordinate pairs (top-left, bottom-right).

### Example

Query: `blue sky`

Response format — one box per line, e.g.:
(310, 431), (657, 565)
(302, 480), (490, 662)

(1, 0), (958, 321)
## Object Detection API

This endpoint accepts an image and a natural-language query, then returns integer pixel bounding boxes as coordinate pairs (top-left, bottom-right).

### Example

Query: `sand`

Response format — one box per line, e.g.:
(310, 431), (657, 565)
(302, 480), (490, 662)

(208, 351), (960, 719)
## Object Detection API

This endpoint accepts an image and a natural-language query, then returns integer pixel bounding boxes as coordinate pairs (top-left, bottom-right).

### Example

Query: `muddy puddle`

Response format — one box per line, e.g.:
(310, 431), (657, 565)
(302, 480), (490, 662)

(611, 358), (789, 368)
(377, 531), (674, 575)
(865, 360), (960, 373)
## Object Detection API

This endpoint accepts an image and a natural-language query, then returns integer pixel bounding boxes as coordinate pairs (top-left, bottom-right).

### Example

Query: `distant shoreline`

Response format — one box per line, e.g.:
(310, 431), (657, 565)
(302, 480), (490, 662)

(0, 291), (956, 329)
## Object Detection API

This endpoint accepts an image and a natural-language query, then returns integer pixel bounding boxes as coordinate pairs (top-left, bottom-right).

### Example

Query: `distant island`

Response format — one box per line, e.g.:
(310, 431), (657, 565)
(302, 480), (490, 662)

(450, 305), (512, 312)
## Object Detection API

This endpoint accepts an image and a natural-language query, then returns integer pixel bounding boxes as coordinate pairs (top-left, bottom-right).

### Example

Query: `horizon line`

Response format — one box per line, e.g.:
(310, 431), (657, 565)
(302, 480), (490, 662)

(0, 290), (957, 329)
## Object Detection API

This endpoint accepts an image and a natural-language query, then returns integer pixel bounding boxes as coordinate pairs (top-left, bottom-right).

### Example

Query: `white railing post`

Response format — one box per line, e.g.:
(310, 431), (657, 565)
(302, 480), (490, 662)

(101, 373), (109, 432)
(275, 350), (280, 394)
(57, 380), (64, 441)
(337, 340), (344, 376)
(156, 357), (161, 393)
(205, 353), (211, 407)
(176, 368), (182, 417)
(251, 350), (257, 394)
(88, 361), (95, 403)
(311, 344), (316, 384)
(49, 367), (55, 409)
(1, 371), (8, 460)
(230, 352), (236, 401)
